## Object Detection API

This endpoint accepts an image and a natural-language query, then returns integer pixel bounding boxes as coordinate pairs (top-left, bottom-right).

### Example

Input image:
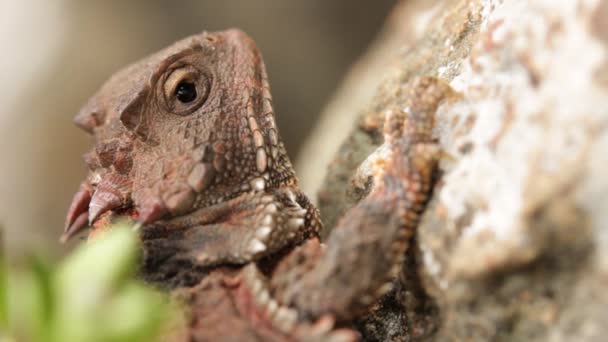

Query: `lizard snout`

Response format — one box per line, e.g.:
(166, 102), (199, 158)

(74, 97), (106, 134)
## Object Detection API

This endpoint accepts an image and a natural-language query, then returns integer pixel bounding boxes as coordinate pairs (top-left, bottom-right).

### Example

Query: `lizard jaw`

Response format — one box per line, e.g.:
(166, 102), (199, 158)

(62, 173), (134, 242)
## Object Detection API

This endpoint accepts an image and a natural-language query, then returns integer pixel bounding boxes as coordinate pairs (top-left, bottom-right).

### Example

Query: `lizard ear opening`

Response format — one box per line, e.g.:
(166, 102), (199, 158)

(118, 88), (149, 138)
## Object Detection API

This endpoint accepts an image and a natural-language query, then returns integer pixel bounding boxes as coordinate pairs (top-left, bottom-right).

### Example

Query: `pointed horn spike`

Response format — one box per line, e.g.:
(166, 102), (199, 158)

(88, 189), (122, 224)
(65, 184), (92, 232)
(60, 211), (89, 243)
(137, 196), (168, 224)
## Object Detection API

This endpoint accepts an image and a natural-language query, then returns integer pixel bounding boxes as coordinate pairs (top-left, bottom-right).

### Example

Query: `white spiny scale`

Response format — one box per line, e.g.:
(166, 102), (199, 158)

(250, 177), (265, 191)
(268, 129), (278, 146)
(90, 172), (102, 185)
(288, 218), (304, 229)
(310, 315), (335, 336)
(257, 290), (270, 305)
(196, 252), (209, 262)
(131, 221), (143, 232)
(377, 282), (393, 296)
(257, 226), (272, 239)
(248, 239), (267, 254)
(326, 332), (357, 342)
(256, 148), (268, 172)
(248, 115), (259, 131)
(271, 146), (279, 159)
(242, 264), (256, 284)
(248, 274), (263, 295)
(265, 300), (278, 318)
(274, 307), (297, 332)
(262, 214), (273, 226)
(265, 203), (278, 213)
(285, 189), (296, 203)
(253, 130), (264, 147)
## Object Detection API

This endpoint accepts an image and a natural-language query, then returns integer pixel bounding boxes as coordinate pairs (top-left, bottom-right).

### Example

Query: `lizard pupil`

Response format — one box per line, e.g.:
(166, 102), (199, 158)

(175, 81), (197, 103)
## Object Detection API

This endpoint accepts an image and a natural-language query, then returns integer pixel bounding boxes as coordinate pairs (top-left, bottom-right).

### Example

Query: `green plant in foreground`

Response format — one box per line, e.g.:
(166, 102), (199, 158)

(0, 224), (177, 342)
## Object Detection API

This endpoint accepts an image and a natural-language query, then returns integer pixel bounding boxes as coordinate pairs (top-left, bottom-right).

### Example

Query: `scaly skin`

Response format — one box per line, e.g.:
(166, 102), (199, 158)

(63, 30), (451, 341)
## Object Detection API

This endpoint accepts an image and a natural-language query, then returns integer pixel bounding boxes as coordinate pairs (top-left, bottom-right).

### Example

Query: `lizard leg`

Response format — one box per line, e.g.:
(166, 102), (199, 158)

(271, 76), (450, 321)
(142, 189), (315, 269)
(169, 265), (359, 342)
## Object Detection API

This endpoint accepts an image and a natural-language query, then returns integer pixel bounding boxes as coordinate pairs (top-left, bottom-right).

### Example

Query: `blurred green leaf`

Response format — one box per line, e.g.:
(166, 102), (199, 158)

(2, 223), (177, 342)
(56, 223), (138, 318)
(100, 284), (171, 342)
(0, 225), (8, 336)
(28, 257), (55, 342)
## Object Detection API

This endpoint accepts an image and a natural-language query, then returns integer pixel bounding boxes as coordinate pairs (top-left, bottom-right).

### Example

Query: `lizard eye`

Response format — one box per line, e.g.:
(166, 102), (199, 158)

(162, 65), (210, 115)
(175, 81), (197, 103)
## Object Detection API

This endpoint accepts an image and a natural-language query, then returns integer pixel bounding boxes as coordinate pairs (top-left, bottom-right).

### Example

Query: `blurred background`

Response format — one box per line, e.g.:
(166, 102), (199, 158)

(0, 0), (394, 259)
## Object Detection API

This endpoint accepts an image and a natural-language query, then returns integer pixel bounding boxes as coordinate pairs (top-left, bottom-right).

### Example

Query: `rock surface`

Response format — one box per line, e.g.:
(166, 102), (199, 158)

(299, 0), (608, 340)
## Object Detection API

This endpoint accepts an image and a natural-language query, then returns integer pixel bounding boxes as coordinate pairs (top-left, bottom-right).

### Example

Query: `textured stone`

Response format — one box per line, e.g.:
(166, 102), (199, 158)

(304, 0), (608, 340)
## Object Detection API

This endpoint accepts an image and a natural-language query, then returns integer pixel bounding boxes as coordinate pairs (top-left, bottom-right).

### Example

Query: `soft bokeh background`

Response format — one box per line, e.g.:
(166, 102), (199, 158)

(0, 0), (393, 259)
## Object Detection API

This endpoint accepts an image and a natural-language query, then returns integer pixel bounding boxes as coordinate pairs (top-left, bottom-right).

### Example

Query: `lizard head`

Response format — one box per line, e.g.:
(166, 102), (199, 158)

(63, 29), (296, 241)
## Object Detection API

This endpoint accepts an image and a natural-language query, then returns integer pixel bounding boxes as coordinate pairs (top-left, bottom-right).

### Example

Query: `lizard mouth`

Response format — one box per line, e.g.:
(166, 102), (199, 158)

(61, 172), (136, 243)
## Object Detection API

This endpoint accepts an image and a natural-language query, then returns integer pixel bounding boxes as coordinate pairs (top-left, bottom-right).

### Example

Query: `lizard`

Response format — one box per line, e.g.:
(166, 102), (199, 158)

(62, 29), (451, 341)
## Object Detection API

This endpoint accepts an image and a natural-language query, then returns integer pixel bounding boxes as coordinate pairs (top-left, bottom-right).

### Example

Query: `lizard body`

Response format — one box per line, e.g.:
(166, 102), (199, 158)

(64, 29), (449, 341)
